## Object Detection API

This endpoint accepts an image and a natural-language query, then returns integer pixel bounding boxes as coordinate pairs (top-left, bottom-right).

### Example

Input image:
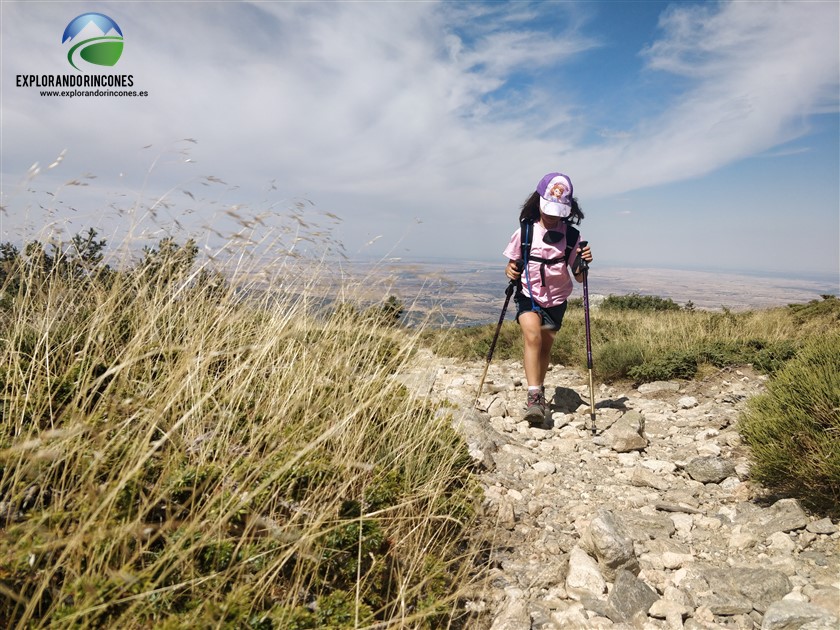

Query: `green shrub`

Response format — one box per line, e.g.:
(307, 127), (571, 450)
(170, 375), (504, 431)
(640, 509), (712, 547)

(268, 591), (375, 629)
(697, 340), (743, 368)
(268, 604), (318, 630)
(600, 293), (681, 312)
(316, 591), (373, 628)
(596, 341), (645, 381)
(365, 295), (405, 326)
(693, 339), (797, 375)
(787, 295), (840, 324)
(628, 351), (697, 383)
(739, 334), (840, 512)
(752, 340), (798, 374)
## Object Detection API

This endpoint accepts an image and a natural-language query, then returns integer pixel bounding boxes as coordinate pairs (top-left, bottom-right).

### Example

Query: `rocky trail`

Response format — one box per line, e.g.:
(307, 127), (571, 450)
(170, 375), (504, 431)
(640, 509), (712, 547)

(398, 351), (839, 630)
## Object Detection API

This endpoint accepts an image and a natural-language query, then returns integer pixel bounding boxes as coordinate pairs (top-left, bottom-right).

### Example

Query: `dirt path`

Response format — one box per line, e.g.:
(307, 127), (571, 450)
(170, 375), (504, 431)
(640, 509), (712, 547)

(398, 351), (839, 629)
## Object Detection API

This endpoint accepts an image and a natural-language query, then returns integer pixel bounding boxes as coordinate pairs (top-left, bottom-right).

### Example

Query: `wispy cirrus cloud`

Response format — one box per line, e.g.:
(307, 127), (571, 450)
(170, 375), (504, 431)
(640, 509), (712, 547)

(572, 0), (838, 195)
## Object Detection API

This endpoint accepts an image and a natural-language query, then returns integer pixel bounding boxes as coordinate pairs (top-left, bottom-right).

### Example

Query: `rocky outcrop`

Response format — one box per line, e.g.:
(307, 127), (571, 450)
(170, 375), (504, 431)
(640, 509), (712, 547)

(398, 351), (840, 629)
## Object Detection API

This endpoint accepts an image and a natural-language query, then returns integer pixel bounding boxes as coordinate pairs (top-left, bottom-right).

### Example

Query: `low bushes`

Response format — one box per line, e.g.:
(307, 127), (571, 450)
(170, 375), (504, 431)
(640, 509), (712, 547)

(424, 296), (838, 384)
(739, 333), (840, 512)
(600, 293), (681, 312)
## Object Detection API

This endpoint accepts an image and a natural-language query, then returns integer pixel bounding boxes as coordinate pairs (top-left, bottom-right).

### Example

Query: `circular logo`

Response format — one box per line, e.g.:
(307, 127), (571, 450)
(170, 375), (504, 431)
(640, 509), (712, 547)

(61, 13), (123, 72)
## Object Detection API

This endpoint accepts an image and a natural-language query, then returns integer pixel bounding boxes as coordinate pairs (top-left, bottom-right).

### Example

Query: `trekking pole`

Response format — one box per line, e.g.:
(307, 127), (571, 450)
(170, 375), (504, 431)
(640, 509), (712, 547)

(474, 265), (520, 409)
(578, 241), (597, 435)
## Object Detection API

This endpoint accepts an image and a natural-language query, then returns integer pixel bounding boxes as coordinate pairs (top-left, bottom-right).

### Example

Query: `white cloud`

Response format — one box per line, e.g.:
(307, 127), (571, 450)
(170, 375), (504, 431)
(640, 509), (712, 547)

(0, 1), (836, 272)
(574, 0), (839, 195)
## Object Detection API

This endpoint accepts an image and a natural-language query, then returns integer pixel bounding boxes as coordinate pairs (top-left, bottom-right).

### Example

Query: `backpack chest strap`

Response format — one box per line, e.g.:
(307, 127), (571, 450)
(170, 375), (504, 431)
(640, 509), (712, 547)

(528, 255), (566, 285)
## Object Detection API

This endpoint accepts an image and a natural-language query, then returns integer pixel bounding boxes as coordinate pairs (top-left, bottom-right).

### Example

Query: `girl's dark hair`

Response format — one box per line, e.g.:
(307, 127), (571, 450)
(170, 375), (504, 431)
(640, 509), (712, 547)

(518, 191), (584, 225)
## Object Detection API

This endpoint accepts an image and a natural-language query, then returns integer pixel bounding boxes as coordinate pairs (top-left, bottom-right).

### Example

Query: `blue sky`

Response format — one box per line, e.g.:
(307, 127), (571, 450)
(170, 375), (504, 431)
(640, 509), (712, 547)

(1, 1), (838, 279)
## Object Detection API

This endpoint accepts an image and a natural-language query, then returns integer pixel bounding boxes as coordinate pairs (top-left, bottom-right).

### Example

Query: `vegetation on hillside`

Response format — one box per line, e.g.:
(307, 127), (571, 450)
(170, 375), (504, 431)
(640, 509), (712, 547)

(0, 229), (482, 628)
(599, 293), (681, 312)
(422, 294), (839, 384)
(739, 333), (840, 513)
(2, 218), (837, 628)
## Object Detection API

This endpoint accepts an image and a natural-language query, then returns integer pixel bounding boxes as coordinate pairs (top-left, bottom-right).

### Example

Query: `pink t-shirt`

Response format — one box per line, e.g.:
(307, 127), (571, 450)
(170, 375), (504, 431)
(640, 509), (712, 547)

(503, 221), (581, 307)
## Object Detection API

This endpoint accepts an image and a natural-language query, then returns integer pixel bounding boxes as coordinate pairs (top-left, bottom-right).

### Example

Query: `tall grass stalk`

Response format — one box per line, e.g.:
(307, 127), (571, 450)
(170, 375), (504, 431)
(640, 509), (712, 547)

(0, 231), (482, 628)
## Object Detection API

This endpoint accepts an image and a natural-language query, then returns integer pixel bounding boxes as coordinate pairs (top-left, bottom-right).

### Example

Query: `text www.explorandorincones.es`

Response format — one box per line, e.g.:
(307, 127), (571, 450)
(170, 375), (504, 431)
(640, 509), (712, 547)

(38, 89), (149, 97)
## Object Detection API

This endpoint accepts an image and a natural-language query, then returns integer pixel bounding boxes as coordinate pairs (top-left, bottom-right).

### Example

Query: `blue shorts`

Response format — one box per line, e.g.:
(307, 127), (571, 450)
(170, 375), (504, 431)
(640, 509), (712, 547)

(514, 292), (568, 331)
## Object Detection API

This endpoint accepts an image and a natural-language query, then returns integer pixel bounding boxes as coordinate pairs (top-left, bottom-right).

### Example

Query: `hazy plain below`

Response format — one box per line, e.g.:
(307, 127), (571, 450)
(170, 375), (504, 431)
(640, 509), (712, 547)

(337, 258), (839, 327)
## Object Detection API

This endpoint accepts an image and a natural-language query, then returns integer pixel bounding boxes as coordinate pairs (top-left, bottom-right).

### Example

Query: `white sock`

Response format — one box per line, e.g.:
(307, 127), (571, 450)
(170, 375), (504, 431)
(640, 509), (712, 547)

(528, 386), (542, 393)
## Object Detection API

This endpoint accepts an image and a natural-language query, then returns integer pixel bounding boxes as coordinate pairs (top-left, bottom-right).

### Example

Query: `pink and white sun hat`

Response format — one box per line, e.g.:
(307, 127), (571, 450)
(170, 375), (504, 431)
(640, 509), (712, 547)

(536, 172), (573, 218)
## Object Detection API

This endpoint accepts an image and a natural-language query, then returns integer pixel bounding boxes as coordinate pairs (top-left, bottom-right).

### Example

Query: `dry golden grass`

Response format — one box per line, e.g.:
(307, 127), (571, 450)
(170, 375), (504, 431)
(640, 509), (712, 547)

(0, 230), (485, 629)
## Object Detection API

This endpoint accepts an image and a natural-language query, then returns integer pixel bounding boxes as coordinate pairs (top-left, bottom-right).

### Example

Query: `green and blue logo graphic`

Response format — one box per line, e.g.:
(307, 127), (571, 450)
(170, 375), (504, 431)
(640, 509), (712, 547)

(61, 13), (123, 72)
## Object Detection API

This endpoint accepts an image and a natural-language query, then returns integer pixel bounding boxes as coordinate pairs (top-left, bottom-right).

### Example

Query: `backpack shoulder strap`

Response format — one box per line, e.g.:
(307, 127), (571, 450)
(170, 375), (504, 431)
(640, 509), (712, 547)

(518, 218), (540, 311)
(564, 223), (580, 263)
(519, 218), (533, 264)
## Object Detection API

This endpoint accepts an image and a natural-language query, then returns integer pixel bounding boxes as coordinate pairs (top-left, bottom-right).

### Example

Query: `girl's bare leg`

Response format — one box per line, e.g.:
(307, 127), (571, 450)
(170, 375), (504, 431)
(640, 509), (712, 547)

(519, 312), (544, 387)
(539, 329), (556, 384)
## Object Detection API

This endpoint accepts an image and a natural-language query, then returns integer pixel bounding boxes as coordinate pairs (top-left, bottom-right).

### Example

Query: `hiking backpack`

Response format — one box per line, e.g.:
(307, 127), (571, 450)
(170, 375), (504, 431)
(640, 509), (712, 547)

(518, 218), (581, 311)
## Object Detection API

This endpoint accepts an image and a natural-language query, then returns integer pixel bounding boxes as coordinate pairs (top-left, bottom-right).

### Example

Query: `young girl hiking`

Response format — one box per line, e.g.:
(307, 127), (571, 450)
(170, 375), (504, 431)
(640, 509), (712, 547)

(502, 172), (593, 424)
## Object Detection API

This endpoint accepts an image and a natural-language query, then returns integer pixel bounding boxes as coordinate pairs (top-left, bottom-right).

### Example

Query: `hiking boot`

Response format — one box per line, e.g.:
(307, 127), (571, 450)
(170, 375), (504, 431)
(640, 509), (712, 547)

(523, 390), (547, 424)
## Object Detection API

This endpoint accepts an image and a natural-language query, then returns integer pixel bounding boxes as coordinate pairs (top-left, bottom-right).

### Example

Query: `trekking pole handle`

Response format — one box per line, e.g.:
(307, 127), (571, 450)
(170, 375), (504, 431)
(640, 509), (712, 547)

(504, 261), (521, 297)
(577, 240), (590, 272)
(506, 260), (523, 288)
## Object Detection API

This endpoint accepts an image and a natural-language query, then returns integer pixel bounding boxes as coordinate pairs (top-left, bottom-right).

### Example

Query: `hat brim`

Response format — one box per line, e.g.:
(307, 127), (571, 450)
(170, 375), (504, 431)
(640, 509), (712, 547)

(539, 198), (571, 217)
